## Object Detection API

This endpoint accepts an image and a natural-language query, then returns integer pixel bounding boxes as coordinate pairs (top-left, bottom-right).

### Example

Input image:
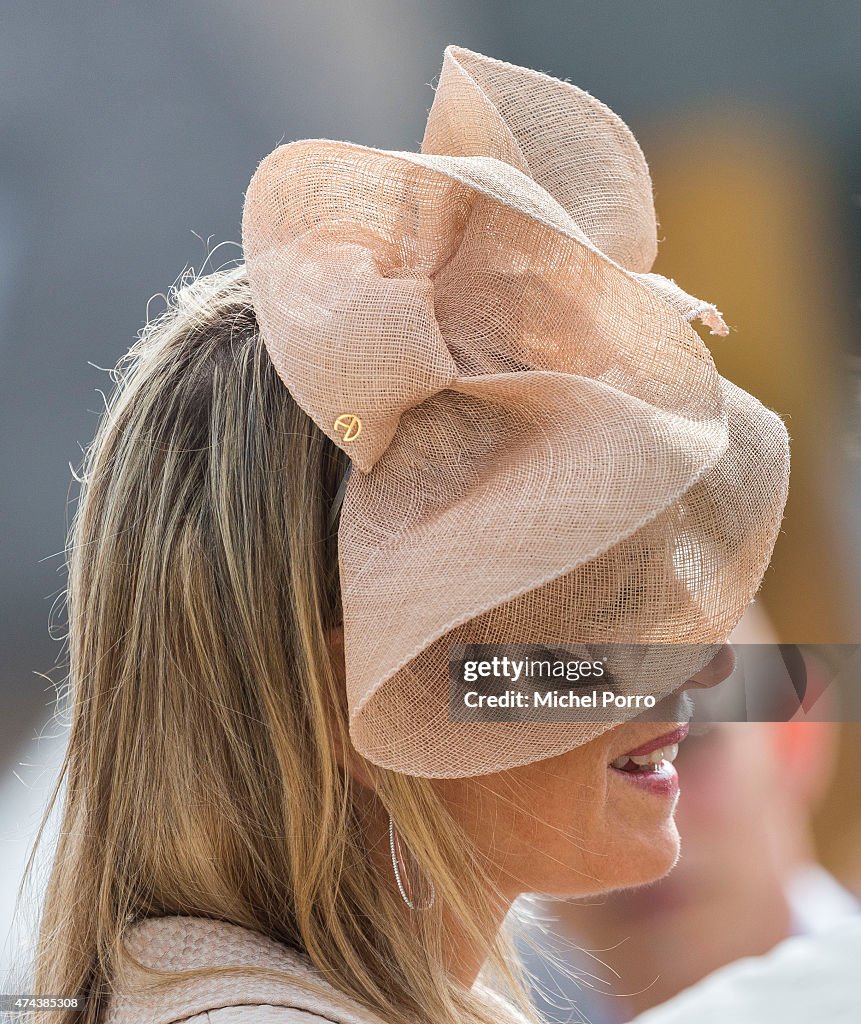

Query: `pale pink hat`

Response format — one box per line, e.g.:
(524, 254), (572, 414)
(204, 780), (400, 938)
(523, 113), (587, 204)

(241, 45), (790, 777)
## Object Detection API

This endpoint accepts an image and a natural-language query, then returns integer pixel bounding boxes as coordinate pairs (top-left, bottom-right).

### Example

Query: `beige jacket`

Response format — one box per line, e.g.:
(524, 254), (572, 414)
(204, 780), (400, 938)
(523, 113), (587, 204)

(103, 915), (527, 1024)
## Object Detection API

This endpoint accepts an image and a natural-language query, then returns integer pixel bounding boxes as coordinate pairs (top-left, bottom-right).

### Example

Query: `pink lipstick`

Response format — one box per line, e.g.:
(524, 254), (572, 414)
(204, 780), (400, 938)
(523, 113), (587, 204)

(608, 724), (690, 796)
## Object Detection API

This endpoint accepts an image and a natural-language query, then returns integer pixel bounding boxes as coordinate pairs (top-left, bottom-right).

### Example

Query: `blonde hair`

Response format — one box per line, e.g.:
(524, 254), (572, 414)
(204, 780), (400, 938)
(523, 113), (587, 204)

(23, 267), (536, 1024)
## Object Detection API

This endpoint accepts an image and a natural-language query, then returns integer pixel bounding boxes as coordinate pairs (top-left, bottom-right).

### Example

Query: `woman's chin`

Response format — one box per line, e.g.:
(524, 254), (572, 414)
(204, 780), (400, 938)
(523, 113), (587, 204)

(607, 820), (681, 891)
(541, 821), (681, 898)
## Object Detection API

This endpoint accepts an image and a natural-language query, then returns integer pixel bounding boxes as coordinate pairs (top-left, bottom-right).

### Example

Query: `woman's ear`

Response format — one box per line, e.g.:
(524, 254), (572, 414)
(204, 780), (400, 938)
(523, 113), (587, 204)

(326, 624), (376, 791)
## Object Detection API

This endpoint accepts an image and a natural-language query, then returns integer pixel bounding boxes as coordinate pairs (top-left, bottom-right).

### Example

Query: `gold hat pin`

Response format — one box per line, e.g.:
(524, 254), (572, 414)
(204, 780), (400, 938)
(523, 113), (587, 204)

(333, 413), (362, 442)
(331, 411), (362, 440)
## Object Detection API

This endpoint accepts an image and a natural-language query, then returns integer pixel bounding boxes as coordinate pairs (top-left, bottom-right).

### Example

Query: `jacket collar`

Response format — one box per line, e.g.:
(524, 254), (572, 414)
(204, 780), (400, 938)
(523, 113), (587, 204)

(104, 915), (388, 1024)
(105, 915), (528, 1024)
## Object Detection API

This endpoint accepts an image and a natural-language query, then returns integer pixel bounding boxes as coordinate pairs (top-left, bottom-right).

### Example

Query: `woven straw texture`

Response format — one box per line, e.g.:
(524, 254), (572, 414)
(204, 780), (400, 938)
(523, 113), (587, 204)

(242, 45), (790, 777)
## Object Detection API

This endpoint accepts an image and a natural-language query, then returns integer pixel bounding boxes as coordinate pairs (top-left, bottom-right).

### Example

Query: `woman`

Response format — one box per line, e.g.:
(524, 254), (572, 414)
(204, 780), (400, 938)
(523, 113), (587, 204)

(24, 46), (789, 1024)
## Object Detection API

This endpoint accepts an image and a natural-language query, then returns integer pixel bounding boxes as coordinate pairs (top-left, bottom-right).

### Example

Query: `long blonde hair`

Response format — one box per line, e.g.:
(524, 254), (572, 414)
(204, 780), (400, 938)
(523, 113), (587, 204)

(23, 266), (536, 1024)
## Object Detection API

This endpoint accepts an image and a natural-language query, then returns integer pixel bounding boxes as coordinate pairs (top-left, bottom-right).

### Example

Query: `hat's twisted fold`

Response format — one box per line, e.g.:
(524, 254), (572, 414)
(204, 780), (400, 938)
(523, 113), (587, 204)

(242, 45), (790, 777)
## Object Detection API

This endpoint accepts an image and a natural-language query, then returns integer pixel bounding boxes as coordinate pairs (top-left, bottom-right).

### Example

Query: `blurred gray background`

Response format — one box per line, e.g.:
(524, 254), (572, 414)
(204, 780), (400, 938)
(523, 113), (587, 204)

(2, 0), (861, 952)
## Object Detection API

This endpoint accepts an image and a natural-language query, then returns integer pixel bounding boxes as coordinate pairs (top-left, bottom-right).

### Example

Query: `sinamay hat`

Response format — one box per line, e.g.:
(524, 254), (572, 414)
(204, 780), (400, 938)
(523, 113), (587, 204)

(242, 45), (790, 778)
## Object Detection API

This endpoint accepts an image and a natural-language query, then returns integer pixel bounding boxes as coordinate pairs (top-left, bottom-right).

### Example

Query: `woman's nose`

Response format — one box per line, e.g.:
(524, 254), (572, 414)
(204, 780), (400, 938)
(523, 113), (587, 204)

(683, 643), (736, 690)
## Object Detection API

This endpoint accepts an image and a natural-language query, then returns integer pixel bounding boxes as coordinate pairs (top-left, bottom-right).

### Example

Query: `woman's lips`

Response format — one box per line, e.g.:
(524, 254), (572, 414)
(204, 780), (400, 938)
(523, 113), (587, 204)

(607, 724), (690, 797)
(618, 724), (690, 759)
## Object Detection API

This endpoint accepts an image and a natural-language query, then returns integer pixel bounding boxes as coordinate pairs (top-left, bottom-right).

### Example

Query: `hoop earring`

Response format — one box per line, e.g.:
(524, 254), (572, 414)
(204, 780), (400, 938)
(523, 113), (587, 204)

(388, 814), (436, 911)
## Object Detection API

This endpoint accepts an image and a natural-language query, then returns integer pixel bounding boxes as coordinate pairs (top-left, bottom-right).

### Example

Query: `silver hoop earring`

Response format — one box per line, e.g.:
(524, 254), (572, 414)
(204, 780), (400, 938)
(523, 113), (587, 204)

(388, 814), (436, 911)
